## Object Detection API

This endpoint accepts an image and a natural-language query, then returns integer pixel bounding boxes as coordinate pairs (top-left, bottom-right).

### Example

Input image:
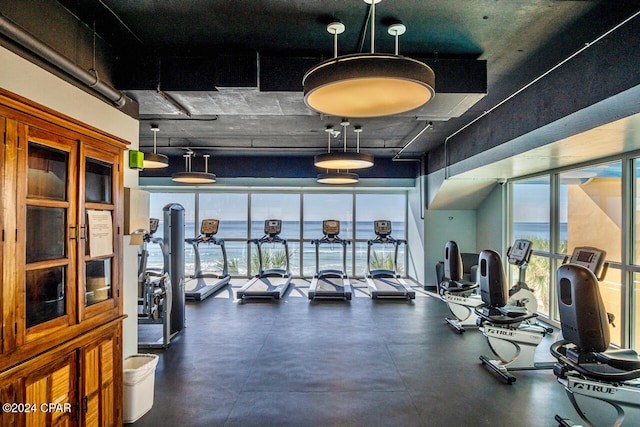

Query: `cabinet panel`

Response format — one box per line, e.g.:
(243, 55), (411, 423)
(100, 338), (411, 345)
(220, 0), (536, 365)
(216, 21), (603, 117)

(80, 329), (119, 427)
(0, 118), (4, 354)
(78, 143), (121, 323)
(2, 118), (18, 353)
(18, 127), (78, 346)
(24, 351), (76, 427)
(0, 380), (18, 427)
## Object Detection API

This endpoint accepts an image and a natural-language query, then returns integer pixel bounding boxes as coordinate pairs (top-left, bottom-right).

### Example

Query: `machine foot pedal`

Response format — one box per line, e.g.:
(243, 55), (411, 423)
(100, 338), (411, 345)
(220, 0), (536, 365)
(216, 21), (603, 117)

(554, 414), (580, 427)
(445, 317), (465, 333)
(479, 355), (516, 384)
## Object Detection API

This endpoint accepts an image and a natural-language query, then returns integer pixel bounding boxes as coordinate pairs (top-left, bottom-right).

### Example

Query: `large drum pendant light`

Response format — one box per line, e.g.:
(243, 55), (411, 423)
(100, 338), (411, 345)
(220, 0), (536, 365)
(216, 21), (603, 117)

(303, 0), (435, 118)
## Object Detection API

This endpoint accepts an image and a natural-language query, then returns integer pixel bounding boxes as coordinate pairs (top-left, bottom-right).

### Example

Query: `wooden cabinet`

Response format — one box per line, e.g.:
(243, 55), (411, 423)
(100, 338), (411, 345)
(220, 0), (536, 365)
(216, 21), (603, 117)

(0, 321), (122, 427)
(0, 88), (127, 426)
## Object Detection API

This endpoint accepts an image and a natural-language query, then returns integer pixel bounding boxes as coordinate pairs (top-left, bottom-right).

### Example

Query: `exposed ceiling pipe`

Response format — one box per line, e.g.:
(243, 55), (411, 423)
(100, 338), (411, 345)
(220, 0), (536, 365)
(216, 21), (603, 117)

(0, 13), (126, 108)
(393, 121), (432, 161)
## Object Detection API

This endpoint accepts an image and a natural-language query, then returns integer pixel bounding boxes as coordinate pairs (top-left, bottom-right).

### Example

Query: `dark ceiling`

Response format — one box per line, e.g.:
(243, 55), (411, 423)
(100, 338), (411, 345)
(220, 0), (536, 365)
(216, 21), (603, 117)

(54, 0), (640, 167)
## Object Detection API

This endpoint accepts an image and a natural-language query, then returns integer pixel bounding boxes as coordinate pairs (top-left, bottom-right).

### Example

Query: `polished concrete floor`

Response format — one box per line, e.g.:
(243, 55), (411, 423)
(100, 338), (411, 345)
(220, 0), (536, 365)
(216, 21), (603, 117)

(132, 279), (579, 427)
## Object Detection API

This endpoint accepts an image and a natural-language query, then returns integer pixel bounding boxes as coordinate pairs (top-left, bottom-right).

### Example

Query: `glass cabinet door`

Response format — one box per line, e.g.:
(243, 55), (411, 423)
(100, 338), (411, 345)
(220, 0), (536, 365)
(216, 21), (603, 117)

(78, 143), (120, 322)
(19, 128), (77, 343)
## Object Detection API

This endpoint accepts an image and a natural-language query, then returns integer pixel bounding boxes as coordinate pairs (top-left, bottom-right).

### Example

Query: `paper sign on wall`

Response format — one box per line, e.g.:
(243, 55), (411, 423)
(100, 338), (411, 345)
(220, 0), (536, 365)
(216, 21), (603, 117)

(87, 210), (113, 257)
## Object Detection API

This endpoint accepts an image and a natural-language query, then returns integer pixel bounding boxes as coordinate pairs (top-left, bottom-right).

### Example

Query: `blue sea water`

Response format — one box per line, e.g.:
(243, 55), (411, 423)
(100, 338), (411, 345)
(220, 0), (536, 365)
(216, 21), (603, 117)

(512, 222), (567, 242)
(144, 220), (405, 277)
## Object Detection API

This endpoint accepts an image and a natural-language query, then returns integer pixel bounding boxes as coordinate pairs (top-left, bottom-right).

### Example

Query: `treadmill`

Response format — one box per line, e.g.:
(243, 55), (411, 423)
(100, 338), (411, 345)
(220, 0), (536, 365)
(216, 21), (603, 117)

(308, 220), (352, 301)
(236, 219), (292, 301)
(184, 219), (231, 301)
(365, 220), (415, 300)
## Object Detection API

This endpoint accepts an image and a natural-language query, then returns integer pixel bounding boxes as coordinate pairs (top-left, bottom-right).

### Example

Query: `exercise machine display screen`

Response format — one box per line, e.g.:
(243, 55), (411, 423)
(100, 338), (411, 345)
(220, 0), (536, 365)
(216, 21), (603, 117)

(576, 251), (594, 263)
(149, 218), (159, 235)
(508, 239), (532, 264)
(374, 220), (391, 237)
(323, 220), (340, 236)
(264, 219), (282, 235)
(201, 219), (219, 235)
(569, 246), (606, 276)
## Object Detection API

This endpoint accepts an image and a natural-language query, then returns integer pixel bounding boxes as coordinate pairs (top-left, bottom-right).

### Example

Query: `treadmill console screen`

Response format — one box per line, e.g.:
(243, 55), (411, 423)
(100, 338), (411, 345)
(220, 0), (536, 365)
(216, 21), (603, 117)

(569, 246), (606, 276)
(201, 219), (219, 235)
(264, 219), (282, 235)
(149, 218), (159, 235)
(508, 239), (532, 264)
(374, 220), (392, 237)
(576, 251), (594, 263)
(323, 220), (340, 236)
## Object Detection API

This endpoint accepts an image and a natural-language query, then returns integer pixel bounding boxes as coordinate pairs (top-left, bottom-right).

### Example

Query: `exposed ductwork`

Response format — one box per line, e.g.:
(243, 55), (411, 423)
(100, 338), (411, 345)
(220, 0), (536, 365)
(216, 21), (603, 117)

(0, 12), (126, 108)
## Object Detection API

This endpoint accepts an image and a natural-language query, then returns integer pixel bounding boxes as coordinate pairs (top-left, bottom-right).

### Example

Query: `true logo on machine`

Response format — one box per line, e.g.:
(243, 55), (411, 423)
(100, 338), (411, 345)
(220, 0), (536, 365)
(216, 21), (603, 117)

(574, 382), (617, 395)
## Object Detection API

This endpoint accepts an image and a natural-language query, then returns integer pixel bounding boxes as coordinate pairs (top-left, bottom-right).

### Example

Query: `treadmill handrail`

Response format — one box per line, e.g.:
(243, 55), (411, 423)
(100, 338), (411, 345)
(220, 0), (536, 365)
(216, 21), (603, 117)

(312, 235), (351, 246)
(366, 235), (405, 277)
(249, 234), (288, 245)
(186, 234), (229, 278)
(312, 234), (351, 278)
(187, 234), (225, 246)
(249, 234), (291, 278)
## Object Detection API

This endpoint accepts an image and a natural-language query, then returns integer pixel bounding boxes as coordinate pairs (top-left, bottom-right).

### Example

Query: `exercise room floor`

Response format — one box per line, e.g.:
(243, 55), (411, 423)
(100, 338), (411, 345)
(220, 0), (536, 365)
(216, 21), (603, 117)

(132, 279), (577, 427)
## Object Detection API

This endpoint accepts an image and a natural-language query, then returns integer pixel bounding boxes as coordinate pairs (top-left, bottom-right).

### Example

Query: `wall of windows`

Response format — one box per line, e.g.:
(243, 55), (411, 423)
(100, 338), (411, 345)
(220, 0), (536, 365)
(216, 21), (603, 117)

(144, 190), (407, 280)
(509, 160), (630, 348)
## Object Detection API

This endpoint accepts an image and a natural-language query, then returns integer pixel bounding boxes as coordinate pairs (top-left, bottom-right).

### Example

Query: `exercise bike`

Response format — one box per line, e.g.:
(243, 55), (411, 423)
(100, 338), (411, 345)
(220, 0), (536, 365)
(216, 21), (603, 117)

(138, 218), (172, 349)
(474, 240), (554, 384)
(439, 240), (480, 333)
(551, 246), (640, 427)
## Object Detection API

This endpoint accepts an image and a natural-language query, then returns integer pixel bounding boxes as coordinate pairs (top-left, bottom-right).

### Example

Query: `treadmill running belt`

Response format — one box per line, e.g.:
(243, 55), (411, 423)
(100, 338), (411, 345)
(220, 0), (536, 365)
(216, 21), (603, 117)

(371, 277), (404, 291)
(316, 277), (344, 292)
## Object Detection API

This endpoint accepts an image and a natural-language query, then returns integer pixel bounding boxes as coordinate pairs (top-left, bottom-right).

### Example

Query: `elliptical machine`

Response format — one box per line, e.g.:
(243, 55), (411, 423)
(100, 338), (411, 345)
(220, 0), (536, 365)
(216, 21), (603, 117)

(551, 247), (640, 427)
(184, 219), (231, 301)
(439, 241), (480, 333)
(474, 239), (554, 384)
(138, 218), (172, 349)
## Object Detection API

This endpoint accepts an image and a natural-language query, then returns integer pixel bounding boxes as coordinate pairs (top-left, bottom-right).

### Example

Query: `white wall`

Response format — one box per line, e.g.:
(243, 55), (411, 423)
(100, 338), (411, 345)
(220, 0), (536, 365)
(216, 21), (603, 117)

(476, 184), (504, 254)
(0, 45), (140, 358)
(407, 177), (425, 283)
(424, 210), (477, 288)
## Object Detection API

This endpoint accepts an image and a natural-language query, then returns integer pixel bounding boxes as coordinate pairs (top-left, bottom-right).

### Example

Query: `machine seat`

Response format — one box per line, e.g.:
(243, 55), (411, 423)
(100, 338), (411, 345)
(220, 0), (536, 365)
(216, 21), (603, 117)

(440, 279), (478, 293)
(438, 241), (479, 293)
(595, 348), (640, 371)
(498, 305), (529, 318)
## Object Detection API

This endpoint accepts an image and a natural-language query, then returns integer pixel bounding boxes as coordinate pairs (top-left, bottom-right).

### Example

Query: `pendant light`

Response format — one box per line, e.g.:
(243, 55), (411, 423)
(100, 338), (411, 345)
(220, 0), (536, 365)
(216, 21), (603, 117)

(314, 120), (374, 170)
(317, 171), (359, 184)
(303, 0), (435, 118)
(172, 151), (216, 184)
(143, 125), (169, 168)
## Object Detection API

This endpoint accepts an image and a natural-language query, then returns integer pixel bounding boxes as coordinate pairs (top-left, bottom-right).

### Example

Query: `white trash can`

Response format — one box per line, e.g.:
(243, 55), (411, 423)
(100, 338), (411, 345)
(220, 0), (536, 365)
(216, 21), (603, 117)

(123, 354), (159, 423)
